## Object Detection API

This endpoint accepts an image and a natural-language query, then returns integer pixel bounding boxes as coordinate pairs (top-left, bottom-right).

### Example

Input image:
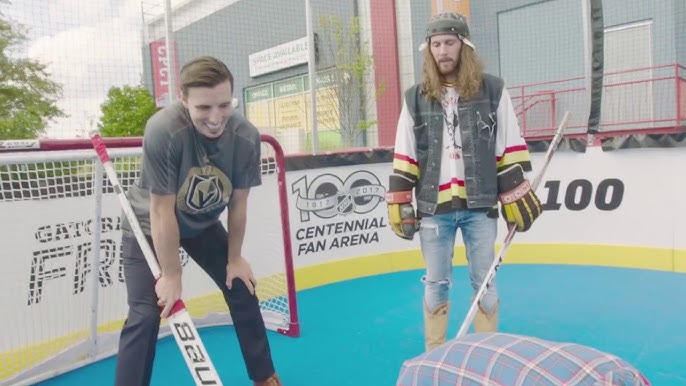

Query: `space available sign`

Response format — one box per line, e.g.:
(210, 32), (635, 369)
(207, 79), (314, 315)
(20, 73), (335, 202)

(249, 37), (310, 77)
(0, 139), (40, 150)
(288, 164), (410, 264)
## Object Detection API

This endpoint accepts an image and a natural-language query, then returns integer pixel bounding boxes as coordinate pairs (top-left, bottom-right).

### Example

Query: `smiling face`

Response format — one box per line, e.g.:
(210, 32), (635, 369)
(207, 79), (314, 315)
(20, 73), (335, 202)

(429, 34), (463, 82)
(181, 80), (234, 139)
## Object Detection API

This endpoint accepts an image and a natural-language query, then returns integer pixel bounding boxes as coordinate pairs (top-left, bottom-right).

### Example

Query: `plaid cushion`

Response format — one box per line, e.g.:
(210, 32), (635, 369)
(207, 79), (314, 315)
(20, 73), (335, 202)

(396, 333), (650, 386)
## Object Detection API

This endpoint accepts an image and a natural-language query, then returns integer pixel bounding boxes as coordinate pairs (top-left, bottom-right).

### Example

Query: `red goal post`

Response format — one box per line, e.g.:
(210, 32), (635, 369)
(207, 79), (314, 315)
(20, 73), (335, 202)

(0, 134), (299, 385)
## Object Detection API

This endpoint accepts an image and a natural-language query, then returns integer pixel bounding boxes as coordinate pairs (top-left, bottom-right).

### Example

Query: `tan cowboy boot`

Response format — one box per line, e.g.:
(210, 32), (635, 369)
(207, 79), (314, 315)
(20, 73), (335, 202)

(254, 373), (282, 386)
(473, 303), (498, 333)
(424, 302), (449, 351)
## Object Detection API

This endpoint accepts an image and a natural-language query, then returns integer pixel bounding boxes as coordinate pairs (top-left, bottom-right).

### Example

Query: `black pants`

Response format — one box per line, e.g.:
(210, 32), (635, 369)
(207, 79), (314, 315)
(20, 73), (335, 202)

(114, 221), (275, 386)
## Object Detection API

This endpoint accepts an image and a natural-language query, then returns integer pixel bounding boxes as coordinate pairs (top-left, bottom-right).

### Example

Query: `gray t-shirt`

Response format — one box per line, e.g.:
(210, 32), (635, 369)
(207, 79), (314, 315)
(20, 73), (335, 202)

(122, 101), (262, 238)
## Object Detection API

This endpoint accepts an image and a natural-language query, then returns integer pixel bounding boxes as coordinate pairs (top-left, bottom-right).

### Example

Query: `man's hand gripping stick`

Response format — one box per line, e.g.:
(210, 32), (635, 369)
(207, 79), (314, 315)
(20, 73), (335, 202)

(89, 131), (223, 386)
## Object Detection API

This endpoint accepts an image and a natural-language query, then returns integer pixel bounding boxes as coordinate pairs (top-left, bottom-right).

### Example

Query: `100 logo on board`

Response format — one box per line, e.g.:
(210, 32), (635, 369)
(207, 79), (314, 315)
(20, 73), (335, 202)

(541, 178), (624, 211)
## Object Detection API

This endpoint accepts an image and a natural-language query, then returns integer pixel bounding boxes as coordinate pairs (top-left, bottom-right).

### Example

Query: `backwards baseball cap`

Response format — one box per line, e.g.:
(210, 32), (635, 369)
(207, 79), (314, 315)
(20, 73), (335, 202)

(419, 12), (475, 52)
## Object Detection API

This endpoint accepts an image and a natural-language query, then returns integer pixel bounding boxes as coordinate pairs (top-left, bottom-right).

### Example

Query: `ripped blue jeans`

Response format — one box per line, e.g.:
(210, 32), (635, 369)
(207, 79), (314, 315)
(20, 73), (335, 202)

(418, 209), (498, 314)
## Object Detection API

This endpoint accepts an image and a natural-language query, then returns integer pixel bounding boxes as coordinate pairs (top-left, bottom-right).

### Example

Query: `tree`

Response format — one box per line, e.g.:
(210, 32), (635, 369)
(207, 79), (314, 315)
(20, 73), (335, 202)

(316, 15), (386, 148)
(98, 84), (157, 137)
(0, 1), (65, 139)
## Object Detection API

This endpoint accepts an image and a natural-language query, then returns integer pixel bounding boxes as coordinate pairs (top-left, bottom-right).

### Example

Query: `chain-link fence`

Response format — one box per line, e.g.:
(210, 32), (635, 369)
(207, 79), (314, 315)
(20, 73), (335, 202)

(2, 0), (685, 153)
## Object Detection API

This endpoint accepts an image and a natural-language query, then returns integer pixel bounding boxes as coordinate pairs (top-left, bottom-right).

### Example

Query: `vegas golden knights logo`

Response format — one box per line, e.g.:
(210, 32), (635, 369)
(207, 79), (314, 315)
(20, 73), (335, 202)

(177, 165), (232, 214)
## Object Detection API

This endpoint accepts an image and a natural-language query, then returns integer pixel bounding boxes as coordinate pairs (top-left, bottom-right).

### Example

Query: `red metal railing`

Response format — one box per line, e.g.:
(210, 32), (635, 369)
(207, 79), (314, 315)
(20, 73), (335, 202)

(512, 63), (686, 140)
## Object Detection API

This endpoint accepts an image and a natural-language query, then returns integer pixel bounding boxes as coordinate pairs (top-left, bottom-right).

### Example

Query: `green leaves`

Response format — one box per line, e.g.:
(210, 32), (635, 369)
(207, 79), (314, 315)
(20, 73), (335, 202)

(98, 84), (157, 137)
(0, 11), (65, 140)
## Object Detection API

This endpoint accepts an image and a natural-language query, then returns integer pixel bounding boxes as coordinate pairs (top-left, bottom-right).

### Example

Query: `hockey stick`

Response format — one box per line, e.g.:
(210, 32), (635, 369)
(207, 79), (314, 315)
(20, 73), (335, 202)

(455, 111), (572, 339)
(89, 132), (223, 386)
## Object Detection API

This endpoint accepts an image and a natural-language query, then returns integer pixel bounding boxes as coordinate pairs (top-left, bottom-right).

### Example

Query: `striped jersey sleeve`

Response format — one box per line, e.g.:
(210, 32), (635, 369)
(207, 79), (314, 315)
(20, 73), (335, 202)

(389, 99), (419, 193)
(495, 87), (532, 172)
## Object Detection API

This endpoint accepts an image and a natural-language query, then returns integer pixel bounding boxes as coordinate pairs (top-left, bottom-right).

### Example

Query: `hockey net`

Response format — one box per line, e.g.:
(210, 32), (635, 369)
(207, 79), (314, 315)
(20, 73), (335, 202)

(0, 134), (299, 385)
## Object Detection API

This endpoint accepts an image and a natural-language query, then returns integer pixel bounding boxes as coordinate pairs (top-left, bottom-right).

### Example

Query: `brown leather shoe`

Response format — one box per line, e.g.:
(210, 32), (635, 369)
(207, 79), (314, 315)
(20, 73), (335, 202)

(254, 373), (282, 386)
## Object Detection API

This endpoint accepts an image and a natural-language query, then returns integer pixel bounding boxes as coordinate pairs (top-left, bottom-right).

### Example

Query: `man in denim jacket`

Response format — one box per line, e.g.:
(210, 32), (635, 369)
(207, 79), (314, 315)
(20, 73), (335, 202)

(386, 12), (543, 351)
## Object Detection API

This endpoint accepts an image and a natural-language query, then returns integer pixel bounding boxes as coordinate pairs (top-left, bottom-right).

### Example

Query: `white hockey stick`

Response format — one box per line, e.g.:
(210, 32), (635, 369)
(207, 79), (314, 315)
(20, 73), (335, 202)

(455, 111), (572, 339)
(89, 132), (223, 386)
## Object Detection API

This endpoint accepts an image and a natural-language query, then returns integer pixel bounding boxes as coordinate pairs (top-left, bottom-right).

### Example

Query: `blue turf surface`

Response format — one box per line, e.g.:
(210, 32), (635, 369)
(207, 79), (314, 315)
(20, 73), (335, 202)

(37, 265), (686, 385)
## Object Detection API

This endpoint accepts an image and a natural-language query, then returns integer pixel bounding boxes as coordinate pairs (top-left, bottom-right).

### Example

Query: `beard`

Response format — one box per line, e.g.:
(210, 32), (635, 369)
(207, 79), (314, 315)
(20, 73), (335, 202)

(438, 59), (457, 75)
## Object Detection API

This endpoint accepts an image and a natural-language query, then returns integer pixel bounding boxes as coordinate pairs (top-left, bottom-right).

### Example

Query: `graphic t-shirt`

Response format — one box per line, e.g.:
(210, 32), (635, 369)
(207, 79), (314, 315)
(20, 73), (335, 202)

(123, 101), (262, 238)
(439, 88), (467, 207)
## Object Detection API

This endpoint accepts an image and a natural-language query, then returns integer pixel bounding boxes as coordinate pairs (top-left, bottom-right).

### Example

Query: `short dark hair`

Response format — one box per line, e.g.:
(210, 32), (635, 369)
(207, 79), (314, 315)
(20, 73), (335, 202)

(179, 56), (234, 97)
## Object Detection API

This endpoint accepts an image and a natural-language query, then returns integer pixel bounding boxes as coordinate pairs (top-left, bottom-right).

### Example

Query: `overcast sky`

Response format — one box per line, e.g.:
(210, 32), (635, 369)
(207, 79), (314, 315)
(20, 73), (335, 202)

(5, 0), (177, 138)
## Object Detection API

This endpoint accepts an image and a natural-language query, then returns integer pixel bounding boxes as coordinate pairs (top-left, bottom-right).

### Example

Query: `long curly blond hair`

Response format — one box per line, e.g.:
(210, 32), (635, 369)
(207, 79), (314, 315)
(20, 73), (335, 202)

(421, 43), (484, 102)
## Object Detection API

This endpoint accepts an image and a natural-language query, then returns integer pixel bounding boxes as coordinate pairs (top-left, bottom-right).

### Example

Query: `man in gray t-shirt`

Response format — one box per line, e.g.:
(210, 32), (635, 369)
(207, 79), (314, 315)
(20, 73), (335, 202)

(115, 56), (282, 386)
(124, 97), (262, 238)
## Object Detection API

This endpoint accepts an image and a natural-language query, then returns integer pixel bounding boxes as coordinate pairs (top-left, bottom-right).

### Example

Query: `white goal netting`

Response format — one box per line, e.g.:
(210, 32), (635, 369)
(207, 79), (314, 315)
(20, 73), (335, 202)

(0, 135), (299, 385)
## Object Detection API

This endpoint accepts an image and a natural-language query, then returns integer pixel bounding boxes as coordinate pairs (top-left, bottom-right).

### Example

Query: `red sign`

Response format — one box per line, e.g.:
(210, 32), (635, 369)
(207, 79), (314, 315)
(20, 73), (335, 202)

(150, 39), (181, 108)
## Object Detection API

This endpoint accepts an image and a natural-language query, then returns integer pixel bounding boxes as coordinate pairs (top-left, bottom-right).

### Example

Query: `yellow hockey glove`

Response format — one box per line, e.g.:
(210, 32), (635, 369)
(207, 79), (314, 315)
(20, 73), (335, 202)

(386, 191), (419, 240)
(497, 164), (543, 232)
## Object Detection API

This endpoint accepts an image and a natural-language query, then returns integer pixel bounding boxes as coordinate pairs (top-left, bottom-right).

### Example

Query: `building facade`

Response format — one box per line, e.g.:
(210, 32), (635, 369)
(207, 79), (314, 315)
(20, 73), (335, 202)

(142, 0), (685, 153)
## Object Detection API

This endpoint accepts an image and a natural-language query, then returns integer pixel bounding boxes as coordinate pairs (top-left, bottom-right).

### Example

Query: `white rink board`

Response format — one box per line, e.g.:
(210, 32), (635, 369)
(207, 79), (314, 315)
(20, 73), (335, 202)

(1, 144), (684, 378)
(509, 146), (677, 248)
(0, 171), (285, 355)
(2, 198), (101, 352)
(673, 155), (686, 251)
(284, 146), (684, 265)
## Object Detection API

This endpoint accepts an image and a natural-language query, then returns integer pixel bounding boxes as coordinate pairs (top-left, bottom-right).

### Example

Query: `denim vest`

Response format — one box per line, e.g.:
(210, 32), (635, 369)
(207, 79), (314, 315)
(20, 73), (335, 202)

(405, 73), (504, 215)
